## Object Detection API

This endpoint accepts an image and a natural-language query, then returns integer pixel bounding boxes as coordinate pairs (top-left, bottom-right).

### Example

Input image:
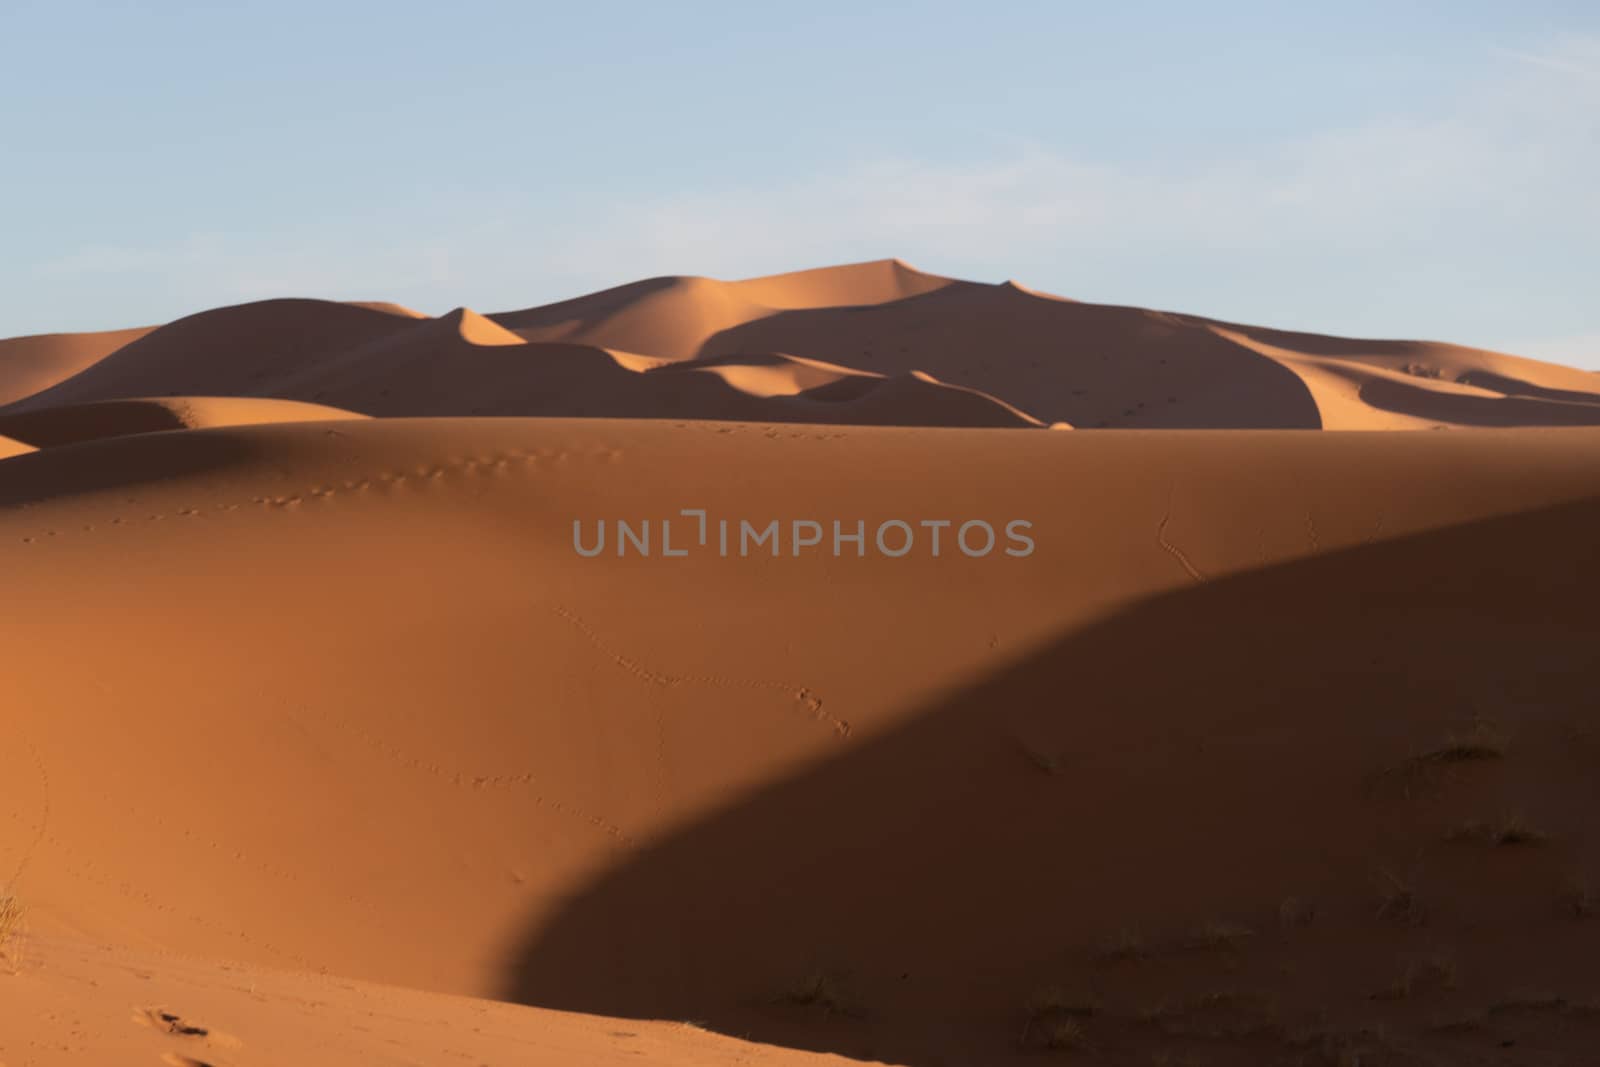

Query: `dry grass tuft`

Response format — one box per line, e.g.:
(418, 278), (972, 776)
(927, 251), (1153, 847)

(0, 892), (23, 974)
(1559, 877), (1596, 919)
(1372, 954), (1457, 1000)
(1183, 919), (1254, 952)
(1374, 868), (1425, 925)
(1426, 1011), (1485, 1033)
(1143, 989), (1277, 1038)
(1020, 986), (1099, 1051)
(1020, 741), (1064, 776)
(1094, 926), (1148, 964)
(1025, 985), (1097, 1019)
(1564, 996), (1600, 1018)
(1488, 990), (1568, 1016)
(0, 893), (21, 957)
(1037, 1016), (1093, 1052)
(1286, 1022), (1391, 1067)
(1369, 717), (1506, 800)
(781, 969), (857, 1018)
(1447, 813), (1548, 847)
(1278, 896), (1316, 929)
(1422, 719), (1508, 763)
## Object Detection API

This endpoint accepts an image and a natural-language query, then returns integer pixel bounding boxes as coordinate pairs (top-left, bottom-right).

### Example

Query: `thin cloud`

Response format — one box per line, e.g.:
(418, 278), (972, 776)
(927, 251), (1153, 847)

(1493, 34), (1600, 82)
(17, 34), (1597, 347)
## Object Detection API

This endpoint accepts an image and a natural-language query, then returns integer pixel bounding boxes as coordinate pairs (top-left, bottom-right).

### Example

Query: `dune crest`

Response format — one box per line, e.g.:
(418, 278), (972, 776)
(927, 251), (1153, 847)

(445, 306), (528, 347)
(5, 261), (1595, 429)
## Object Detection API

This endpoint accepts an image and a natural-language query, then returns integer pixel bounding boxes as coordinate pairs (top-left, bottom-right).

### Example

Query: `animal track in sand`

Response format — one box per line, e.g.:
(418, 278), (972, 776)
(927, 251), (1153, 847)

(265, 601), (844, 848)
(43, 836), (321, 972)
(5, 726), (52, 887)
(274, 703), (635, 845)
(1156, 488), (1206, 584)
(548, 603), (847, 738)
(8, 444), (616, 545)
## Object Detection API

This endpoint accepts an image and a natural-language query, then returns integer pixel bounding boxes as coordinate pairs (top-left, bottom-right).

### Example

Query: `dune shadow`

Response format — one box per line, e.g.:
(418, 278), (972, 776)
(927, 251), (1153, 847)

(0, 424), (274, 511)
(1360, 377), (1600, 427)
(504, 495), (1600, 1065)
(699, 287), (1325, 428)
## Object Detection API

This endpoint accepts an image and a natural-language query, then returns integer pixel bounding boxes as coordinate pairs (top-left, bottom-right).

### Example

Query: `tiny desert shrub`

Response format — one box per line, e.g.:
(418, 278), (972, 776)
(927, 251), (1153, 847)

(1426, 1012), (1485, 1034)
(1021, 986), (1097, 1049)
(1560, 878), (1597, 919)
(1037, 1016), (1092, 1052)
(1095, 926), (1148, 963)
(782, 970), (855, 1018)
(1025, 985), (1096, 1019)
(1426, 719), (1507, 763)
(0, 893), (21, 957)
(1021, 743), (1063, 776)
(1373, 954), (1456, 1000)
(1488, 990), (1568, 1016)
(1278, 896), (1316, 929)
(1448, 814), (1547, 847)
(1183, 919), (1253, 951)
(1286, 1023), (1391, 1067)
(1371, 718), (1506, 800)
(1374, 868), (1424, 925)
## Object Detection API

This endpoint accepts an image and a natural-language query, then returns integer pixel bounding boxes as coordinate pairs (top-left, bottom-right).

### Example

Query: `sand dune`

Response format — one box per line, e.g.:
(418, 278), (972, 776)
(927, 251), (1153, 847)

(0, 434), (35, 460)
(4, 929), (855, 1067)
(492, 260), (952, 361)
(346, 300), (430, 319)
(4, 417), (1600, 1064)
(7, 260), (1596, 430)
(0, 325), (154, 407)
(2, 300), (1041, 429)
(0, 396), (366, 449)
(5, 298), (419, 414)
(4, 260), (1600, 1066)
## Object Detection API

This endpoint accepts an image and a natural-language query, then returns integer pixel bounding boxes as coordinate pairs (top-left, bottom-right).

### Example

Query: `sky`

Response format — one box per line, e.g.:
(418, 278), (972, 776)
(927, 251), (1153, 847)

(2, 1), (1597, 366)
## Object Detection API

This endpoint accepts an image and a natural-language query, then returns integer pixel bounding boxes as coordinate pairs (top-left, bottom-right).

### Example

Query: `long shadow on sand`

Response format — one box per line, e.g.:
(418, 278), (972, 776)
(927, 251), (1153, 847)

(506, 496), (1600, 1065)
(0, 425), (277, 511)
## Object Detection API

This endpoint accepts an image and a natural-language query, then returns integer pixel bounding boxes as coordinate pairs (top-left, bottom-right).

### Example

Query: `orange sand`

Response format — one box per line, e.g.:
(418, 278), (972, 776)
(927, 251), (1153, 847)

(3, 263), (1599, 1066)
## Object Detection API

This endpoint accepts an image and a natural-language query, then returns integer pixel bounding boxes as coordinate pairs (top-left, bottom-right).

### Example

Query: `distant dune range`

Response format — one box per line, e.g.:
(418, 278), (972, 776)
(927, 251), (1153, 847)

(3, 262), (1600, 1066)
(4, 259), (1598, 431)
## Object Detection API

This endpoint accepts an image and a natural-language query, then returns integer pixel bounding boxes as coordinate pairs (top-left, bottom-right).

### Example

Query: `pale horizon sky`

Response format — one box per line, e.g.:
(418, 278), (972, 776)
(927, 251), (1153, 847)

(3, 2), (1597, 366)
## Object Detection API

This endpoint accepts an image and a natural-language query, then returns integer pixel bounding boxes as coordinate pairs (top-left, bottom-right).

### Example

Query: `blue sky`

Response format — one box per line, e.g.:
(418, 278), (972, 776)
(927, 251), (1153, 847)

(3, 1), (1597, 365)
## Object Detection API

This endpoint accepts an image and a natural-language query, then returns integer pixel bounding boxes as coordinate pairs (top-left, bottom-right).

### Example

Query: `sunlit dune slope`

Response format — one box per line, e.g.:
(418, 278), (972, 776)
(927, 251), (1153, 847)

(0, 433), (35, 459)
(6, 260), (1596, 429)
(1, 929), (859, 1067)
(0, 325), (154, 407)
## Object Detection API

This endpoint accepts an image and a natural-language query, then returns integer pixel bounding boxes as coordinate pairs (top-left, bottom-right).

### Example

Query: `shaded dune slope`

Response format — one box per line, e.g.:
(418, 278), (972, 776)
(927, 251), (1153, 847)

(0, 396), (365, 449)
(4, 260), (1595, 430)
(4, 301), (1041, 429)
